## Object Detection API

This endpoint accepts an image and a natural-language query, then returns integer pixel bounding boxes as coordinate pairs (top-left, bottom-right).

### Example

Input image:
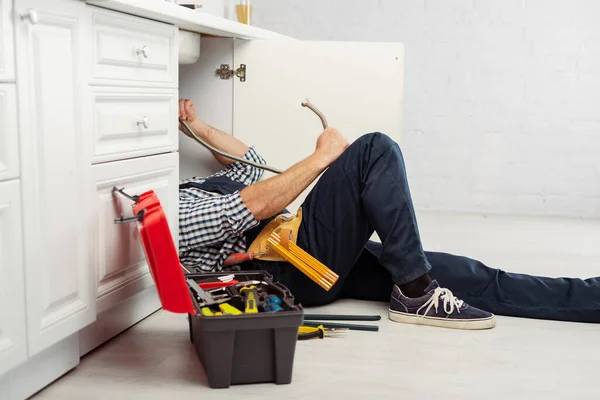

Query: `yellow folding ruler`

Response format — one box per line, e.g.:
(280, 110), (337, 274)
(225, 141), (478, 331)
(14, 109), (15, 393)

(267, 231), (339, 291)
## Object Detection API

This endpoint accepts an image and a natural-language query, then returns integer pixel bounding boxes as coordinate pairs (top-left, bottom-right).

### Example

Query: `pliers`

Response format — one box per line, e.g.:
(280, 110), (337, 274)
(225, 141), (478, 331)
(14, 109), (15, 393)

(297, 324), (347, 340)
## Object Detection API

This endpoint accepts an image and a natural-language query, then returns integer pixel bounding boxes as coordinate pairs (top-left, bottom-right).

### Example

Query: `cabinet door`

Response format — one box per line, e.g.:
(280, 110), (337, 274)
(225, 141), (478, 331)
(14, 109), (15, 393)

(0, 84), (19, 181)
(0, 0), (15, 81)
(0, 180), (27, 375)
(233, 41), (404, 212)
(15, 0), (95, 356)
(91, 153), (179, 314)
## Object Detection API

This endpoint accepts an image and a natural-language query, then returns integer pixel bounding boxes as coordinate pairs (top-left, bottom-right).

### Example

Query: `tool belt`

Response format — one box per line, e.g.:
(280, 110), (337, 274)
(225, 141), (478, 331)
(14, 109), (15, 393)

(247, 208), (303, 262)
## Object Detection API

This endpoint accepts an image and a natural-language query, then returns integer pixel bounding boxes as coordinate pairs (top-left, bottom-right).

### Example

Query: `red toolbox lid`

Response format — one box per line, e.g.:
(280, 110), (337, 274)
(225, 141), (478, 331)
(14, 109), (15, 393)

(133, 190), (196, 315)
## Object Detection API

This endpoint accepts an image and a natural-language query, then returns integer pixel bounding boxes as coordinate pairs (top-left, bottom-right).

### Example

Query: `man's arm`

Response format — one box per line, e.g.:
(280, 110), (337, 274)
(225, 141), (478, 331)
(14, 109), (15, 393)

(240, 127), (349, 221)
(179, 99), (249, 166)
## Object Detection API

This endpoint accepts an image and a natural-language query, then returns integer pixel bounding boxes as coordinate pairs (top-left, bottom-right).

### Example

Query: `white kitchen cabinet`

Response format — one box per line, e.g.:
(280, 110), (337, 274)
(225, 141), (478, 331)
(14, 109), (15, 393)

(0, 180), (27, 376)
(0, 0), (14, 81)
(0, 84), (19, 181)
(15, 0), (96, 356)
(91, 152), (179, 314)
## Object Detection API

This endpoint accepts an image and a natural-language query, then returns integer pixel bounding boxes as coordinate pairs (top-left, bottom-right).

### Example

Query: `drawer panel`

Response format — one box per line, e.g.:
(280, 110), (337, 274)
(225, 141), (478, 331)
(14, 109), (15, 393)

(91, 152), (179, 314)
(91, 8), (177, 87)
(92, 88), (178, 163)
(0, 84), (18, 181)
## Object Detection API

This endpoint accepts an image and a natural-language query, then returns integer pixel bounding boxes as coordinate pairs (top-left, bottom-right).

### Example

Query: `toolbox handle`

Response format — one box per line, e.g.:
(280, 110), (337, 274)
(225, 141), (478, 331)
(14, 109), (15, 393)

(114, 208), (146, 224)
(112, 186), (145, 224)
(113, 186), (141, 203)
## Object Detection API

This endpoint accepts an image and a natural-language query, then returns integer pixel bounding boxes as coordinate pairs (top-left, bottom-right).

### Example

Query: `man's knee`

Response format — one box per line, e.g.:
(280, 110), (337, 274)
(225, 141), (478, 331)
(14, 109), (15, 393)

(356, 132), (400, 152)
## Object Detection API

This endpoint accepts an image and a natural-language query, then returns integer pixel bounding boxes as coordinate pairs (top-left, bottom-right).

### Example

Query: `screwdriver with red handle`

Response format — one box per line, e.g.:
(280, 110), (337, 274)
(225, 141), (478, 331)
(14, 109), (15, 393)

(224, 252), (265, 267)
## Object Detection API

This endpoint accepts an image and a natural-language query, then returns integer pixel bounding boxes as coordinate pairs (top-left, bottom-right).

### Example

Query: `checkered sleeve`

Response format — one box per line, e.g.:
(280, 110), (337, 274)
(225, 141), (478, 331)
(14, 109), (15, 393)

(179, 192), (258, 248)
(220, 146), (267, 185)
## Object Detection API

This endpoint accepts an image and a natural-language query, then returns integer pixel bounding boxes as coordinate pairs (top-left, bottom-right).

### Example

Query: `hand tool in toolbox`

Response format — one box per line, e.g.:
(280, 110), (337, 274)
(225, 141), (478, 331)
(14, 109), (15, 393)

(239, 285), (259, 313)
(219, 303), (242, 315)
(261, 294), (283, 312)
(297, 325), (347, 341)
(190, 277), (291, 316)
(187, 278), (231, 307)
(199, 280), (239, 290)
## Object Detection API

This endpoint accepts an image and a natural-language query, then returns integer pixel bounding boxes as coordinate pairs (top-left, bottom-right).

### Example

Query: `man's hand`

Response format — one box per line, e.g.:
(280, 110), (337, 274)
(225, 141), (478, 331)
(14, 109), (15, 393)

(179, 99), (211, 138)
(240, 127), (350, 221)
(178, 98), (250, 165)
(314, 127), (350, 169)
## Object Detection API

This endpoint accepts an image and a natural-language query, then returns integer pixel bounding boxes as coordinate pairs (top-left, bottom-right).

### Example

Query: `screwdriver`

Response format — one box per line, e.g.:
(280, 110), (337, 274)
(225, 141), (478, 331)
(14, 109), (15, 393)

(239, 285), (259, 313)
(224, 252), (265, 267)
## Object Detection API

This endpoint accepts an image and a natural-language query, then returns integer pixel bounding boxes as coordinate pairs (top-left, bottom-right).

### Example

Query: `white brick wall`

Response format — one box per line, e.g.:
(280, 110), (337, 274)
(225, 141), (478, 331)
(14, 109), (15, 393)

(251, 0), (600, 218)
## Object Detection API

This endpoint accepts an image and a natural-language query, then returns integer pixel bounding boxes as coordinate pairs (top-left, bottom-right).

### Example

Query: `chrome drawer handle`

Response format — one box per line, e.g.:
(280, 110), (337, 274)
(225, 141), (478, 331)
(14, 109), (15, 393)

(136, 45), (149, 58)
(136, 116), (149, 129)
(20, 8), (39, 24)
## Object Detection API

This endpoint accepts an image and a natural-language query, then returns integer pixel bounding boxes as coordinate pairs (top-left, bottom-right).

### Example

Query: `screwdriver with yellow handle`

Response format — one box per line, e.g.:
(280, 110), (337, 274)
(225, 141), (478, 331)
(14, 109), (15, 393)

(239, 285), (259, 313)
(297, 324), (348, 340)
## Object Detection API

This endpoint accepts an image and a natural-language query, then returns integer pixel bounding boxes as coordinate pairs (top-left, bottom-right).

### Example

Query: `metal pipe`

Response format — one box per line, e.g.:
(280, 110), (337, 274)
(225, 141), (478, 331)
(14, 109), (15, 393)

(301, 99), (328, 129)
(179, 119), (284, 174)
(179, 99), (328, 174)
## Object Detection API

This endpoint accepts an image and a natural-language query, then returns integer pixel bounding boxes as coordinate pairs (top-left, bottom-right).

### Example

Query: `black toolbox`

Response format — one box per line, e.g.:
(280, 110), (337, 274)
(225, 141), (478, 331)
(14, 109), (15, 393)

(131, 189), (304, 388)
(187, 271), (303, 388)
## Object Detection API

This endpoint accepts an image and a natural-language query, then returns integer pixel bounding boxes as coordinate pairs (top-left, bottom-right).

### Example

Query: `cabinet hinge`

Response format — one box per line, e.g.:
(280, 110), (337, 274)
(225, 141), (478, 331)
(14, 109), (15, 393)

(216, 64), (246, 82)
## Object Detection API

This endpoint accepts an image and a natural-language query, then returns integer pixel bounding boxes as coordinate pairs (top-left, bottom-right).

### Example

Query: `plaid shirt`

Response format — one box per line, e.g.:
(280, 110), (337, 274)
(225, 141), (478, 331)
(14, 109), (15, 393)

(178, 147), (266, 272)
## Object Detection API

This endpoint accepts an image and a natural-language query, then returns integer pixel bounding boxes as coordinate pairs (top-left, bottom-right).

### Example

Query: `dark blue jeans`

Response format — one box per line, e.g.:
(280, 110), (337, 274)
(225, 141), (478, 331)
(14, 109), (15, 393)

(258, 133), (600, 323)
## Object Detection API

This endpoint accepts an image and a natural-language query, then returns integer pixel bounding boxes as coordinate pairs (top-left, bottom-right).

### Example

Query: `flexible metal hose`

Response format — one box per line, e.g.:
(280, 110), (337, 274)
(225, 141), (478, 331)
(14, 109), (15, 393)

(179, 99), (328, 175)
(301, 99), (328, 129)
(179, 119), (284, 174)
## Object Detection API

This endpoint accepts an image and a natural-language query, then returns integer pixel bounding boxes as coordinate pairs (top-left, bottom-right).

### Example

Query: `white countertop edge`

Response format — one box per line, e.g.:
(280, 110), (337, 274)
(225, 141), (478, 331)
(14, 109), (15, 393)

(85, 0), (292, 40)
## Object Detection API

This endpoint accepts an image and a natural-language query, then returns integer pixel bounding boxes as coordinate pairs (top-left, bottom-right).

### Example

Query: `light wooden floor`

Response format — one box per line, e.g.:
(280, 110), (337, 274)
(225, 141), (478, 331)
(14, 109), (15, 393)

(33, 212), (600, 400)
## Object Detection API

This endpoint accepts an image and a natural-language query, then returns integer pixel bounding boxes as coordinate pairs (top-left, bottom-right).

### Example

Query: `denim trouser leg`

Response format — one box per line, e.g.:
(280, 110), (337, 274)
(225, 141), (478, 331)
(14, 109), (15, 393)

(425, 251), (600, 323)
(339, 241), (600, 323)
(259, 132), (431, 306)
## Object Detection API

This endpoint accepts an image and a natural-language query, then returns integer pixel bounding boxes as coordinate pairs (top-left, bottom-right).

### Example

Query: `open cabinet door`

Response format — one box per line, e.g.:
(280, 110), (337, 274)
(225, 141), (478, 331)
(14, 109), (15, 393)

(233, 40), (404, 212)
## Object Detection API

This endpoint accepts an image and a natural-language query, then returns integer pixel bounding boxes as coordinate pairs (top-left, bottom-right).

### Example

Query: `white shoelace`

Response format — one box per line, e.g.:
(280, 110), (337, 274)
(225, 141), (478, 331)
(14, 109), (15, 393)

(416, 287), (465, 317)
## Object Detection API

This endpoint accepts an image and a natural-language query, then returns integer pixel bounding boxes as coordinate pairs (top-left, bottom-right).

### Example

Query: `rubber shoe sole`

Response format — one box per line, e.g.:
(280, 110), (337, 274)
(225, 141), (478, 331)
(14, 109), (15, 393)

(388, 309), (496, 330)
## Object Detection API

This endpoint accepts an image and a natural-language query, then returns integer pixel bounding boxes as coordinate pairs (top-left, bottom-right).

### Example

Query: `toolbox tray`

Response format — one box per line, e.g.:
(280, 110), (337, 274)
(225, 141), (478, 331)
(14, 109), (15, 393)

(127, 189), (304, 388)
(187, 271), (304, 388)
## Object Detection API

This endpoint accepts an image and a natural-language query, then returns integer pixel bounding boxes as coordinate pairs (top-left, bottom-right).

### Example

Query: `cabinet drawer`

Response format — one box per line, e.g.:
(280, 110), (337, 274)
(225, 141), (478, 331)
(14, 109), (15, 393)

(0, 84), (18, 181)
(92, 88), (178, 163)
(92, 152), (179, 314)
(91, 8), (177, 87)
(0, 0), (15, 81)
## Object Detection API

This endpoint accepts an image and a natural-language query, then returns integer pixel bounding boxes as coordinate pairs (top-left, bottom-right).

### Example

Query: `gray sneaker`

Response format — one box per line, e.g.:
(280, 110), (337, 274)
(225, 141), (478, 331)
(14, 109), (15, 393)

(389, 280), (496, 330)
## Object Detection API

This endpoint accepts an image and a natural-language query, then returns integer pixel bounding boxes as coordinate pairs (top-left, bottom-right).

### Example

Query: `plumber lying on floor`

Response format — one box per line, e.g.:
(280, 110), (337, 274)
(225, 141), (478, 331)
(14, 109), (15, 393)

(177, 99), (600, 329)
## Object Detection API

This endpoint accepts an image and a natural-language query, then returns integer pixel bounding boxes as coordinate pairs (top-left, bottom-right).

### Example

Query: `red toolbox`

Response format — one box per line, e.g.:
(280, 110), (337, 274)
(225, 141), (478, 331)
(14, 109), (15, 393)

(118, 188), (304, 388)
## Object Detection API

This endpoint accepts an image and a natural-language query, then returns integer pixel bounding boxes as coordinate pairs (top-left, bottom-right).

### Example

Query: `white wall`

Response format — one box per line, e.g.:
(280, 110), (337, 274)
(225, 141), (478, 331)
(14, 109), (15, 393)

(251, 0), (600, 218)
